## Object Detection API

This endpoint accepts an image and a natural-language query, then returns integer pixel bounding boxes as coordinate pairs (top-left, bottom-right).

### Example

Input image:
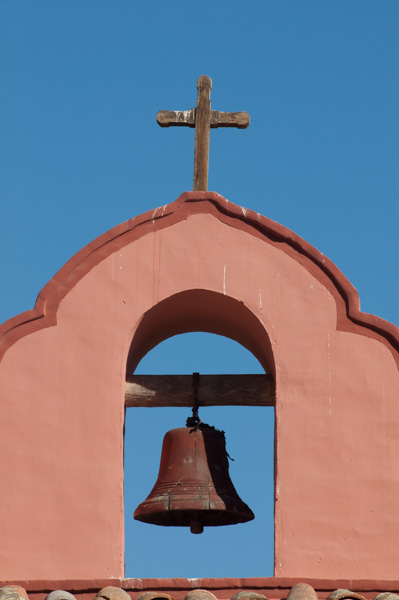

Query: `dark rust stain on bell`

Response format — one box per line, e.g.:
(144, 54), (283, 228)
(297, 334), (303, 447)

(134, 426), (254, 533)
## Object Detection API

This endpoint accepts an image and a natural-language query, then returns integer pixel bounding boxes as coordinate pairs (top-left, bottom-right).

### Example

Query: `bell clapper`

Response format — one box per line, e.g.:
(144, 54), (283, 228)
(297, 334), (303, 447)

(190, 517), (204, 534)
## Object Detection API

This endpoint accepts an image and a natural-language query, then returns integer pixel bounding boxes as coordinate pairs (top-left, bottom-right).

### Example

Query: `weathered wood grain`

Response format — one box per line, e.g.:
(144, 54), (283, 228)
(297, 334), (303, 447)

(157, 109), (195, 127)
(193, 75), (212, 191)
(157, 109), (249, 129)
(210, 111), (250, 129)
(125, 374), (275, 407)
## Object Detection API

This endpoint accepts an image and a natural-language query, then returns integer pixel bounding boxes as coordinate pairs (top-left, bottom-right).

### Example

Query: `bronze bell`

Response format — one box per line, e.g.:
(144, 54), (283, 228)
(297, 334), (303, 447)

(134, 425), (254, 534)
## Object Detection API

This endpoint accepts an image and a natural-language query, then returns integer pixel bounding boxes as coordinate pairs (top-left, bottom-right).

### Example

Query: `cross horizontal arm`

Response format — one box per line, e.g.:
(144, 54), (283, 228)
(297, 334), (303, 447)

(157, 109), (250, 129)
(157, 109), (195, 127)
(125, 374), (275, 407)
(210, 111), (250, 129)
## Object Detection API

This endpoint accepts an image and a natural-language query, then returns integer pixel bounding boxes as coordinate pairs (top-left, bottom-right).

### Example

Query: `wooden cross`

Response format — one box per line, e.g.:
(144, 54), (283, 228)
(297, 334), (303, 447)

(157, 75), (250, 191)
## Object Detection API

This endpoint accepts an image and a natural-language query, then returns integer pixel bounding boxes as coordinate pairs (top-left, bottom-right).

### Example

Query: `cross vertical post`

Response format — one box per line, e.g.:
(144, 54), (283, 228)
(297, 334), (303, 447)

(193, 75), (212, 191)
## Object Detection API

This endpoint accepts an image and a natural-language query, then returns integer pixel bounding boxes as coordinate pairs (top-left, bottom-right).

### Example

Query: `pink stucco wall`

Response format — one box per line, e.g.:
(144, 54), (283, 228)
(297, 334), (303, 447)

(0, 192), (398, 581)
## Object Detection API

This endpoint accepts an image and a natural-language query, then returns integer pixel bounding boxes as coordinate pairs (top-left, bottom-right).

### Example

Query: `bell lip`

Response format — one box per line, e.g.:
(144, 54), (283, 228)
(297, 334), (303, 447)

(134, 507), (255, 527)
(133, 485), (255, 526)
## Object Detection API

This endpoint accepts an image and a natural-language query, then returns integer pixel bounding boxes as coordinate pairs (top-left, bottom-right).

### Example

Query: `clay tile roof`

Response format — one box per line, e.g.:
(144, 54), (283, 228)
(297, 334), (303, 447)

(1, 585), (399, 600)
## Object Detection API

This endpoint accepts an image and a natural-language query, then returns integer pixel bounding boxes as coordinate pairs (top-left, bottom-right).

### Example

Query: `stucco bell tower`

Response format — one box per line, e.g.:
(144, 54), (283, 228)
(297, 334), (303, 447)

(1, 76), (399, 600)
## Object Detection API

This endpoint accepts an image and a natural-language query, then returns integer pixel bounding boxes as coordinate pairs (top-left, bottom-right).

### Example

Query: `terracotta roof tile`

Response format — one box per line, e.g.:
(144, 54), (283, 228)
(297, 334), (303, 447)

(184, 591), (218, 600)
(96, 588), (131, 600)
(0, 587), (29, 600)
(326, 591), (366, 600)
(231, 593), (268, 600)
(136, 593), (173, 600)
(287, 583), (318, 600)
(45, 591), (77, 600)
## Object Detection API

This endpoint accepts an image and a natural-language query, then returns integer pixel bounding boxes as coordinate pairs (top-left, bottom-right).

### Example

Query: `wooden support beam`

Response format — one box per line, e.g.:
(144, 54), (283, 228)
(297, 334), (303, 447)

(125, 374), (275, 407)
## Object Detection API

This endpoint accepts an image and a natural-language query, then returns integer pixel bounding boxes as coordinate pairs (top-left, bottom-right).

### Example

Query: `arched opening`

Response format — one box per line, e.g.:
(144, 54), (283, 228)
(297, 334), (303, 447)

(126, 289), (275, 375)
(124, 331), (275, 577)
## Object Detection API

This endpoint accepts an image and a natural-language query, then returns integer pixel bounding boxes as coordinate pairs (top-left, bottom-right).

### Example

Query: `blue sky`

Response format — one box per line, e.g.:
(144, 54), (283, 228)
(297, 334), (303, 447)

(1, 1), (398, 578)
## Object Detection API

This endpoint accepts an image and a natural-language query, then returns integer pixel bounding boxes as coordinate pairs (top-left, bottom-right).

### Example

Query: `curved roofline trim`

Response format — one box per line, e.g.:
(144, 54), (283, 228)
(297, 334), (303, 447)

(0, 191), (398, 366)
